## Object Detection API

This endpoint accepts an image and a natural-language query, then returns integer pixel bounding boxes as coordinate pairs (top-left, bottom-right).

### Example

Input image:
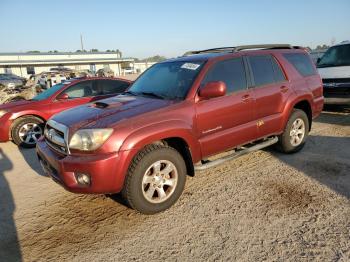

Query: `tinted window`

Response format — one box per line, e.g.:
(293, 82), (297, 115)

(32, 83), (65, 101)
(99, 80), (130, 95)
(271, 57), (286, 82)
(64, 81), (93, 98)
(202, 58), (247, 93)
(283, 53), (316, 76)
(248, 55), (275, 86)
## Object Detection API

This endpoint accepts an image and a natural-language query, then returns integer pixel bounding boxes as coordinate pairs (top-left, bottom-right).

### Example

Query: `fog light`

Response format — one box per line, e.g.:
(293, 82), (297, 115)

(75, 173), (91, 186)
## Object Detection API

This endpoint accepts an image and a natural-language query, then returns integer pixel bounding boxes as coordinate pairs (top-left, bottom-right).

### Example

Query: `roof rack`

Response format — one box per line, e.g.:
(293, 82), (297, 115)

(183, 44), (301, 56)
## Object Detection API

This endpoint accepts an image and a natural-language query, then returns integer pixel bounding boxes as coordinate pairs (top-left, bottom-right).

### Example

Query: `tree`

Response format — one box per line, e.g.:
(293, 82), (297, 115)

(26, 50), (40, 53)
(90, 49), (99, 52)
(140, 55), (166, 62)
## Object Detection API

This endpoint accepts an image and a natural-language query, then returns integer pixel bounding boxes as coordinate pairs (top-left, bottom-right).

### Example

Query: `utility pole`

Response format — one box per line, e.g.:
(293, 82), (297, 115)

(80, 34), (84, 51)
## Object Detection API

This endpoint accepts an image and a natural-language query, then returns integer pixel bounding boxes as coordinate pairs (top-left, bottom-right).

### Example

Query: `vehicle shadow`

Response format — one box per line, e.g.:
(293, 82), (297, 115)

(18, 147), (47, 177)
(0, 148), (22, 262)
(314, 105), (350, 127)
(269, 135), (350, 200)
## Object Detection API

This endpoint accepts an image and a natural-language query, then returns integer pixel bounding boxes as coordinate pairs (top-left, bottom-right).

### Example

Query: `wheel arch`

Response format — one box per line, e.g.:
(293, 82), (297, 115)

(292, 99), (312, 131)
(162, 137), (195, 177)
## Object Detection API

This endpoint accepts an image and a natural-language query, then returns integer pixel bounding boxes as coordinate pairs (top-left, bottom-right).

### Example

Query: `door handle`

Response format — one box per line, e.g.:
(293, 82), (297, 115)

(280, 86), (289, 93)
(241, 94), (251, 102)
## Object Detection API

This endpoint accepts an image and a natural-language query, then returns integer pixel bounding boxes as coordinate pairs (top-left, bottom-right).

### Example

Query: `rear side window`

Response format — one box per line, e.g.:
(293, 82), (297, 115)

(283, 53), (316, 77)
(98, 80), (130, 95)
(202, 57), (247, 94)
(248, 55), (275, 86)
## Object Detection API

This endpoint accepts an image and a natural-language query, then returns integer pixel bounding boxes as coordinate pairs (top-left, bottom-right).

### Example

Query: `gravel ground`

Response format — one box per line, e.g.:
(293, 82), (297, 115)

(0, 106), (349, 262)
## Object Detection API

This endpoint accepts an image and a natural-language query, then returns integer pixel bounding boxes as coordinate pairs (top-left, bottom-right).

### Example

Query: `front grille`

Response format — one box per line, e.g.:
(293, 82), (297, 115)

(44, 120), (69, 155)
(322, 78), (350, 97)
(322, 78), (350, 83)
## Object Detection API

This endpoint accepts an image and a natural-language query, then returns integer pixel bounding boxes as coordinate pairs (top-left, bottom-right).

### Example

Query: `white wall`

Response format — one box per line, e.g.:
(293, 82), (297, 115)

(0, 63), (125, 78)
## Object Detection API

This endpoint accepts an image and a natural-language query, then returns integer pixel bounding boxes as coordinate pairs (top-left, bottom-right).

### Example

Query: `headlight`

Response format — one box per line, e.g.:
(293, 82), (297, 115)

(69, 129), (113, 151)
(0, 110), (9, 118)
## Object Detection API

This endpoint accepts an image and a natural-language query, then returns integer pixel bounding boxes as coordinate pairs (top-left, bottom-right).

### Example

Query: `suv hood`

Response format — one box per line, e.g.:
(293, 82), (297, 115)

(52, 95), (177, 131)
(317, 65), (350, 79)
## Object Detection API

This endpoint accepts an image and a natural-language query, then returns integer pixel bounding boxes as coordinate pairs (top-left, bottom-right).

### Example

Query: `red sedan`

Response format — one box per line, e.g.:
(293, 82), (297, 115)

(0, 77), (131, 147)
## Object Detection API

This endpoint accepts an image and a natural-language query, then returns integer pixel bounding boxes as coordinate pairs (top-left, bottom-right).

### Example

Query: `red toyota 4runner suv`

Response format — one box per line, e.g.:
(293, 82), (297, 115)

(36, 44), (324, 214)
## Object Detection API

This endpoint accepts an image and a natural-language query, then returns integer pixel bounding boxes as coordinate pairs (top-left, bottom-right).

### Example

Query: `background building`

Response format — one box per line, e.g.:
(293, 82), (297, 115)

(0, 52), (136, 78)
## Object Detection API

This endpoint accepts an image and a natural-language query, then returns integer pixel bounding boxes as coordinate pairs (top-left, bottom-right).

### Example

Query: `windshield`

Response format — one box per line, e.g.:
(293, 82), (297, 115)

(32, 83), (65, 101)
(128, 61), (205, 100)
(317, 44), (350, 68)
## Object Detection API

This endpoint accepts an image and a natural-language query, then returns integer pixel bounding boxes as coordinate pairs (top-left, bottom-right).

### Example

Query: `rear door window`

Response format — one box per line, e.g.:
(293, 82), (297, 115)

(283, 53), (316, 77)
(248, 55), (275, 87)
(202, 57), (247, 94)
(99, 80), (130, 95)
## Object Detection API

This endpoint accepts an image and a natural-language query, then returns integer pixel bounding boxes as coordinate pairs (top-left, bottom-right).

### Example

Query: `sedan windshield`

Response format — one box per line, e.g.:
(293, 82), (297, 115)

(128, 61), (205, 100)
(32, 83), (65, 101)
(317, 44), (350, 68)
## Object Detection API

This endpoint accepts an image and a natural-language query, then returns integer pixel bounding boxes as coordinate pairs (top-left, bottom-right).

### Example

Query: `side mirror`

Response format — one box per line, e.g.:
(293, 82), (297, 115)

(199, 81), (226, 99)
(57, 93), (69, 100)
(316, 58), (321, 64)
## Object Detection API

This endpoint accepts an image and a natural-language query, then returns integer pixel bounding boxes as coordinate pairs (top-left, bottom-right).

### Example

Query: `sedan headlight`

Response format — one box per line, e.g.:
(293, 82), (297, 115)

(0, 110), (9, 118)
(69, 129), (113, 151)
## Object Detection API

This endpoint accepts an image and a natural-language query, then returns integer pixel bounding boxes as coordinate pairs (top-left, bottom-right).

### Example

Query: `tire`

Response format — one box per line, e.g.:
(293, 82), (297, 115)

(11, 116), (45, 148)
(276, 109), (309, 153)
(122, 144), (187, 214)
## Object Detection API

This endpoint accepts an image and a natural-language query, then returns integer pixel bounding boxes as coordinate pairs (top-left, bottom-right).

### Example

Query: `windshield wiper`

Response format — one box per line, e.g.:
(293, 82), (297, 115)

(123, 90), (139, 96)
(140, 92), (165, 99)
(317, 63), (337, 68)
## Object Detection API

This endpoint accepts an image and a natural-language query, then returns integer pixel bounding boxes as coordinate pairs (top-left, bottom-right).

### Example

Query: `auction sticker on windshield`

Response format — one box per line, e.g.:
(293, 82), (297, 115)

(181, 63), (201, 70)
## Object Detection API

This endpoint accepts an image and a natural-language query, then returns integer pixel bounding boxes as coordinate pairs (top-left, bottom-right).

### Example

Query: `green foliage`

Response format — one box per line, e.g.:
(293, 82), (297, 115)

(137, 55), (167, 62)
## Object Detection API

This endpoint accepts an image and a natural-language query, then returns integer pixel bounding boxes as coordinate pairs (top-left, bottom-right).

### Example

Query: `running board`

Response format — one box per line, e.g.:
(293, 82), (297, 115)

(194, 137), (278, 171)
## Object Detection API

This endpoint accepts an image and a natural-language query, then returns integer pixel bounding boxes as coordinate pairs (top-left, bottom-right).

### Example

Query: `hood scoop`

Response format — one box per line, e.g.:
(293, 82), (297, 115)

(93, 101), (110, 108)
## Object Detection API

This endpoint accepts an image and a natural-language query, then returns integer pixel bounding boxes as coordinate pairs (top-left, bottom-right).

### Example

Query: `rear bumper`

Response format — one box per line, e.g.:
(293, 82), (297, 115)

(36, 139), (137, 194)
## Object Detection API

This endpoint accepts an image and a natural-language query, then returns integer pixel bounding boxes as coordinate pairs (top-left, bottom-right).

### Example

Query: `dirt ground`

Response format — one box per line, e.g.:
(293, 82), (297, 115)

(0, 106), (349, 262)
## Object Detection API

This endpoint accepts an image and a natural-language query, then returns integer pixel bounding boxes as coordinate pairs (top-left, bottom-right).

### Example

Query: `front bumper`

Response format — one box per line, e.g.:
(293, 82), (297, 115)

(36, 139), (136, 194)
(324, 97), (350, 105)
(0, 114), (12, 142)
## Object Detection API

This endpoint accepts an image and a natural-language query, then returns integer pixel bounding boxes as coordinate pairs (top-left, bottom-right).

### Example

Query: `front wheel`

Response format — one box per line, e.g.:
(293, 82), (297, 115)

(122, 144), (186, 214)
(11, 116), (44, 148)
(276, 109), (309, 153)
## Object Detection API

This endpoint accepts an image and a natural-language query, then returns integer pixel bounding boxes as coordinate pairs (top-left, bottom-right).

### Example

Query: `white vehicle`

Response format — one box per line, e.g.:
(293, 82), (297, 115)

(317, 41), (350, 105)
(38, 72), (67, 89)
(123, 67), (135, 74)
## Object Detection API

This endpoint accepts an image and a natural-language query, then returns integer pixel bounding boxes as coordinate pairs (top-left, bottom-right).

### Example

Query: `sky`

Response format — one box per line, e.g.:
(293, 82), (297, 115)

(0, 0), (349, 58)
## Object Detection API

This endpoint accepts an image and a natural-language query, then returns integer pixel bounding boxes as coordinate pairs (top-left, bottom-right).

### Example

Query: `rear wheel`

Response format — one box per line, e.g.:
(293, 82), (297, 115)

(11, 116), (44, 148)
(122, 144), (186, 214)
(276, 109), (309, 153)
